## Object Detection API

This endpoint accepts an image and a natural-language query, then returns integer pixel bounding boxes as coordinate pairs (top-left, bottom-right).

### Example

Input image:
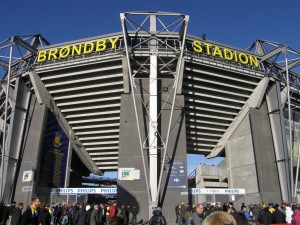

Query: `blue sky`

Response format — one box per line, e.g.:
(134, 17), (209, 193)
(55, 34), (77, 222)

(2, 0), (299, 177)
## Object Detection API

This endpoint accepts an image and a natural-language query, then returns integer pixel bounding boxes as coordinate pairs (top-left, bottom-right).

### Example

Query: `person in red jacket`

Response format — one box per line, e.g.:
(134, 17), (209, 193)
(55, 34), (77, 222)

(292, 209), (300, 224)
(109, 203), (117, 219)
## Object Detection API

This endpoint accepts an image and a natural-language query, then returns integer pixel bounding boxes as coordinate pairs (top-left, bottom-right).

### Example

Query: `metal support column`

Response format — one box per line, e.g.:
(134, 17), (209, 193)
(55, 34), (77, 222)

(285, 46), (294, 202)
(120, 12), (189, 219)
(149, 14), (158, 209)
(0, 43), (12, 202)
(1, 77), (31, 203)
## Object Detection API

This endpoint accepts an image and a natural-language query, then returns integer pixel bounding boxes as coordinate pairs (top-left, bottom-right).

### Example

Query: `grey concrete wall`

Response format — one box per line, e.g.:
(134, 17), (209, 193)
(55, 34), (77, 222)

(117, 94), (149, 222)
(249, 103), (281, 203)
(117, 93), (188, 222)
(226, 101), (281, 206)
(13, 95), (48, 206)
(159, 94), (188, 222)
(226, 112), (259, 197)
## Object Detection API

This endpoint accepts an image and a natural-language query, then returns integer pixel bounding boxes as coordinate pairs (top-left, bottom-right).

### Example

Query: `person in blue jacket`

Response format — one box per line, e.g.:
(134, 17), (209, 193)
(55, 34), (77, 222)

(241, 206), (251, 221)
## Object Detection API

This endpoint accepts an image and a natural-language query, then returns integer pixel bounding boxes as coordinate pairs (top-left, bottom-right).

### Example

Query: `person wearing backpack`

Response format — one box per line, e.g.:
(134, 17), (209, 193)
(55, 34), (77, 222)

(149, 207), (166, 225)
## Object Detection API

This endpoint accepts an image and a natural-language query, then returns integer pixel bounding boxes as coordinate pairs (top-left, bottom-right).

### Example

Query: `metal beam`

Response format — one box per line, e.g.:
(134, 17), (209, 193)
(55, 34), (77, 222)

(176, 57), (185, 95)
(260, 46), (285, 62)
(0, 118), (8, 132)
(0, 60), (9, 69)
(281, 86), (288, 104)
(1, 77), (31, 204)
(28, 70), (102, 175)
(13, 37), (38, 55)
(266, 81), (291, 202)
(255, 40), (267, 55)
(281, 59), (300, 73)
(1, 83), (15, 108)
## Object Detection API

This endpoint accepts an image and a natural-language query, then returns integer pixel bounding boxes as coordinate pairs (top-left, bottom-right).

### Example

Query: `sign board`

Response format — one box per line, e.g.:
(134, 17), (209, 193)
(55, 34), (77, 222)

(118, 168), (140, 180)
(22, 170), (34, 182)
(22, 186), (33, 192)
(166, 160), (187, 188)
(52, 188), (117, 194)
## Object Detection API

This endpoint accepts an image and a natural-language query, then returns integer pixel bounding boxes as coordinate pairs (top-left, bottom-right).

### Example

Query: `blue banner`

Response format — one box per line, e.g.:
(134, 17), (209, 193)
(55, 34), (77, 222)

(166, 160), (187, 188)
(39, 110), (69, 187)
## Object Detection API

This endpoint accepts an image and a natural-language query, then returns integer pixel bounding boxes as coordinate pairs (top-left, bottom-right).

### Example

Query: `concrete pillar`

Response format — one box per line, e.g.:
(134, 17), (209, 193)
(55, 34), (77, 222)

(13, 94), (48, 205)
(117, 92), (188, 222)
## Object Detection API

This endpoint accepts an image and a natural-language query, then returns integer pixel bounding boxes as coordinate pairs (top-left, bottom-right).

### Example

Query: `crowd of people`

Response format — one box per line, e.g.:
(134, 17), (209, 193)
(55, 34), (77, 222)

(0, 198), (139, 225)
(2, 198), (300, 225)
(175, 201), (300, 225)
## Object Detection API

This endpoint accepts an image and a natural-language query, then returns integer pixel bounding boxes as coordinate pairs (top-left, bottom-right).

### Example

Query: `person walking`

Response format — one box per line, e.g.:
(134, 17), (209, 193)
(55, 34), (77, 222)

(38, 203), (51, 225)
(241, 206), (251, 221)
(20, 197), (41, 225)
(98, 204), (106, 225)
(74, 203), (88, 225)
(191, 204), (204, 225)
(2, 204), (10, 225)
(179, 203), (186, 225)
(90, 205), (99, 225)
(54, 204), (62, 225)
(292, 209), (300, 224)
(10, 203), (23, 225)
(109, 203), (117, 220)
(105, 205), (110, 225)
(285, 204), (293, 224)
(130, 206), (138, 225)
(118, 205), (127, 225)
(0, 202), (5, 225)
(273, 203), (285, 224)
(61, 205), (69, 225)
(149, 207), (166, 225)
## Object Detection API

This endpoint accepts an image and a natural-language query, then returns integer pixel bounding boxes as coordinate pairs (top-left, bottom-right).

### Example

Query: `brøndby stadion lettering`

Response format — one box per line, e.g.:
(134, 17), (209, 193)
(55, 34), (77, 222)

(37, 38), (259, 68)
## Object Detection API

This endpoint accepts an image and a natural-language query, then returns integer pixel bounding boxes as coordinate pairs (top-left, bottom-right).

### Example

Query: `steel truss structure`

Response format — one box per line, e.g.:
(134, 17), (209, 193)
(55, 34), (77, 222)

(247, 40), (300, 201)
(0, 12), (300, 206)
(120, 11), (189, 208)
(0, 35), (50, 202)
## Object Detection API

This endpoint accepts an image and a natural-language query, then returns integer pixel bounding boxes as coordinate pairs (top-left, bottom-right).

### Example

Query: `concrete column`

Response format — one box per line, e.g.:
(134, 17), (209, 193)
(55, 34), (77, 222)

(14, 94), (48, 205)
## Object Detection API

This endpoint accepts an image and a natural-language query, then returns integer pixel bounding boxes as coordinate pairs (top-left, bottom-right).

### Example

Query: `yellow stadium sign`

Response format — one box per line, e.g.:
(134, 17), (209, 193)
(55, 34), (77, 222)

(37, 37), (119, 63)
(192, 40), (259, 67)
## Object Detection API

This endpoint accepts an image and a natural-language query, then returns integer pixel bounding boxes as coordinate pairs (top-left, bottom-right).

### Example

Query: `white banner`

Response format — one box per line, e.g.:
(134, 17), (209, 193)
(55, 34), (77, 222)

(51, 188), (117, 194)
(190, 188), (245, 195)
(52, 188), (244, 195)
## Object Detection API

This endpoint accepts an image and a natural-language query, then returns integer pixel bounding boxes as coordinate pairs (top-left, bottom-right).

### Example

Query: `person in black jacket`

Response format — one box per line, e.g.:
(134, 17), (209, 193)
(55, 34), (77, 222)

(54, 204), (62, 225)
(2, 204), (10, 225)
(10, 203), (23, 225)
(108, 216), (124, 225)
(98, 204), (106, 225)
(260, 206), (274, 225)
(149, 208), (166, 225)
(38, 203), (51, 225)
(273, 204), (286, 224)
(0, 202), (5, 225)
(20, 197), (41, 225)
(129, 206), (138, 225)
(74, 203), (88, 225)
(118, 205), (127, 225)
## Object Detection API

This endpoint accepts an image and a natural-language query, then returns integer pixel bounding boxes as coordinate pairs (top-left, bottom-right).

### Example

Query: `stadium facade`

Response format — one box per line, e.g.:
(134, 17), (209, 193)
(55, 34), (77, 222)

(0, 12), (300, 221)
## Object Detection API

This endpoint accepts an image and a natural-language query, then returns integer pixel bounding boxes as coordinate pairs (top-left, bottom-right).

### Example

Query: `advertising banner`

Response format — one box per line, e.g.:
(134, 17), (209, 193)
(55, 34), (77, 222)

(39, 110), (69, 187)
(52, 188), (117, 194)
